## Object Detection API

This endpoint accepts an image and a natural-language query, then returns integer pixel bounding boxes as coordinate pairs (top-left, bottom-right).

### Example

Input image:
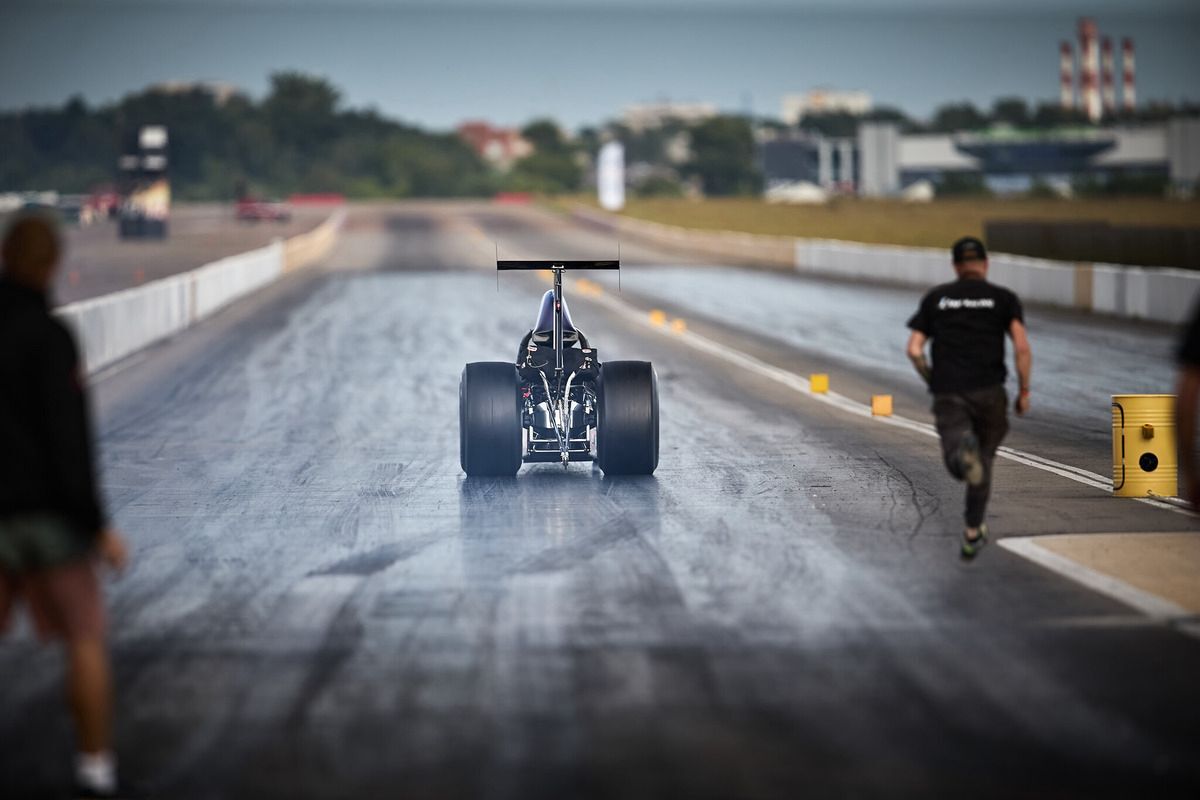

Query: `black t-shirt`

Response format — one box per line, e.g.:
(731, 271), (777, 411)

(907, 277), (1024, 394)
(1177, 300), (1200, 366)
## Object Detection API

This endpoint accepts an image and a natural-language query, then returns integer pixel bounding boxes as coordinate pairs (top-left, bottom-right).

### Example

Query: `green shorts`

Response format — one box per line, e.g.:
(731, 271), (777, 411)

(0, 513), (94, 572)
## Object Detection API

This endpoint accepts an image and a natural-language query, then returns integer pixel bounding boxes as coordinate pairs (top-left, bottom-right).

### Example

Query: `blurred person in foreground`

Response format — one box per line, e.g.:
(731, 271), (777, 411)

(0, 212), (132, 799)
(1175, 302), (1200, 509)
(906, 237), (1032, 559)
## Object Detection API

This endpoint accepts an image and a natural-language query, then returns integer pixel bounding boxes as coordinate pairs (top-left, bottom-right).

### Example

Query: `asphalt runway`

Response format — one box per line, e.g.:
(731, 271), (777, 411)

(54, 203), (328, 304)
(1, 202), (1197, 798)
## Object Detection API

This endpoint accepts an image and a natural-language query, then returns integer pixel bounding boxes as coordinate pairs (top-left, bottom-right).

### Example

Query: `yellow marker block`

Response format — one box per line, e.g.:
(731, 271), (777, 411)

(670, 318), (688, 333)
(649, 309), (668, 326)
(871, 395), (894, 416)
(810, 373), (829, 393)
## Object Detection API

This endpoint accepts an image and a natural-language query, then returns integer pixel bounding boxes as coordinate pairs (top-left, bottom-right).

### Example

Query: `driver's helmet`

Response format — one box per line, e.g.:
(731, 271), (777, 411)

(533, 289), (576, 333)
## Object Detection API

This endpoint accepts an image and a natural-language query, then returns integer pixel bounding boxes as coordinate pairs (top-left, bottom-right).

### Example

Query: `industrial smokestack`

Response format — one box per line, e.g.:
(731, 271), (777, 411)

(1122, 37), (1136, 112)
(1078, 18), (1101, 123)
(1101, 37), (1116, 116)
(1059, 41), (1075, 111)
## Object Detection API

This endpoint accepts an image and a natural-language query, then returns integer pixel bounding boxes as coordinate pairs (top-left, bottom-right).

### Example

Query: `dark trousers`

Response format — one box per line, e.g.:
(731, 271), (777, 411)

(933, 385), (1009, 528)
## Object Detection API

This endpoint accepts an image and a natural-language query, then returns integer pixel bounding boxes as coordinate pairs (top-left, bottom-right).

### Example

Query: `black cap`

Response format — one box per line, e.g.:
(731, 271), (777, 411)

(951, 236), (987, 264)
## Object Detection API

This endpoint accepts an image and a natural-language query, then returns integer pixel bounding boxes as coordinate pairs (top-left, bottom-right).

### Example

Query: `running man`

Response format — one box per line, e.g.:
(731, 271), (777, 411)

(906, 236), (1032, 558)
(0, 212), (132, 798)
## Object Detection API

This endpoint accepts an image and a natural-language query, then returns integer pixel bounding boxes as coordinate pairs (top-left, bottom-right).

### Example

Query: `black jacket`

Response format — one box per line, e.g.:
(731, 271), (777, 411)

(0, 278), (106, 539)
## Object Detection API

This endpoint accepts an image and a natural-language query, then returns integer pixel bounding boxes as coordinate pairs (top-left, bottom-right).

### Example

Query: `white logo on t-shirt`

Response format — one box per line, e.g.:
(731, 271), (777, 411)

(938, 296), (995, 310)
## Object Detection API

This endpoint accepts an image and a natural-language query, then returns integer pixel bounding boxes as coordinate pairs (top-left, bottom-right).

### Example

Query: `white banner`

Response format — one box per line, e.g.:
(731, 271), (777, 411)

(597, 141), (625, 212)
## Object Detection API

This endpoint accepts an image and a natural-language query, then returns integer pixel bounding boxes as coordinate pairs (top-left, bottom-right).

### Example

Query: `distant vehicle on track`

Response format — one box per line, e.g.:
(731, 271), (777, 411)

(87, 186), (121, 220)
(459, 258), (659, 476)
(117, 125), (170, 239)
(235, 197), (292, 223)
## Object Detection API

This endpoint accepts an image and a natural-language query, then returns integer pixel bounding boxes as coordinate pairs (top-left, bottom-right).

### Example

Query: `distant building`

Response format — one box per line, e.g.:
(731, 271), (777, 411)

(456, 121), (533, 172)
(761, 118), (1200, 197)
(148, 81), (242, 105)
(865, 121), (1199, 197)
(760, 131), (857, 193)
(781, 89), (872, 126)
(621, 102), (717, 133)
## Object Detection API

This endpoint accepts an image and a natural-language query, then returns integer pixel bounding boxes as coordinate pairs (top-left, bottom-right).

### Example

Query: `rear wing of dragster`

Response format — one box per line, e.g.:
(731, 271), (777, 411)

(496, 260), (619, 270)
(494, 255), (622, 292)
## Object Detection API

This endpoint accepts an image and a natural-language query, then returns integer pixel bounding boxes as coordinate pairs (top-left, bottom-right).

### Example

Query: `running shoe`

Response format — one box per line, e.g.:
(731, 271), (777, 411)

(959, 432), (984, 487)
(960, 523), (989, 560)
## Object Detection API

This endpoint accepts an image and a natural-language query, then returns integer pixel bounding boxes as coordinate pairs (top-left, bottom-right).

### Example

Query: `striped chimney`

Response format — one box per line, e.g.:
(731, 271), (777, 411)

(1122, 37), (1136, 112)
(1079, 18), (1101, 123)
(1101, 37), (1116, 115)
(1059, 41), (1075, 110)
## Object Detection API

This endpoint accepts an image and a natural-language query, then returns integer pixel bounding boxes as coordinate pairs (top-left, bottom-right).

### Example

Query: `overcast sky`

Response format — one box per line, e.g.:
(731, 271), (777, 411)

(48, 0), (1198, 9)
(4, 1), (1197, 128)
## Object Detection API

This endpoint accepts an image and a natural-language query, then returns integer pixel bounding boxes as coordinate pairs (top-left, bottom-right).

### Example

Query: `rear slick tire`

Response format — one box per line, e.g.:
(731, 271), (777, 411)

(596, 360), (659, 476)
(459, 362), (523, 477)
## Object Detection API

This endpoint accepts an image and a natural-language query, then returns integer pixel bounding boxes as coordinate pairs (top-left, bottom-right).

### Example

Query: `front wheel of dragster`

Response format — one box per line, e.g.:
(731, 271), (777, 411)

(596, 360), (659, 475)
(459, 362), (523, 477)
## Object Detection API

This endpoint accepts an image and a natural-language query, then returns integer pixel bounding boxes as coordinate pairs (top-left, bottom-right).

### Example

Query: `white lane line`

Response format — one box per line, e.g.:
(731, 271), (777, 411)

(998, 447), (1110, 482)
(581, 284), (1194, 518)
(1178, 620), (1200, 639)
(996, 537), (1199, 639)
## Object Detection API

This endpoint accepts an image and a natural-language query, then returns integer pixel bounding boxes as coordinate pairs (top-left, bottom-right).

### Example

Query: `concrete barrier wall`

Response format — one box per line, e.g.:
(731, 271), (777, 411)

(58, 208), (345, 374)
(1141, 266), (1200, 324)
(571, 205), (1200, 326)
(192, 242), (283, 321)
(58, 274), (194, 375)
(1091, 264), (1126, 317)
(985, 253), (1078, 309)
(284, 208), (345, 272)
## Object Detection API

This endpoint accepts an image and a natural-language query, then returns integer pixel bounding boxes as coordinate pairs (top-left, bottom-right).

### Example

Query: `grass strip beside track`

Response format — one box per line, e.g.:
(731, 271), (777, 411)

(569, 196), (1200, 250)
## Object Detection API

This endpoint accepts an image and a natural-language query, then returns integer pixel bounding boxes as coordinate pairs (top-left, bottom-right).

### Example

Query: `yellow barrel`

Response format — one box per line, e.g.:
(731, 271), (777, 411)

(1111, 394), (1177, 498)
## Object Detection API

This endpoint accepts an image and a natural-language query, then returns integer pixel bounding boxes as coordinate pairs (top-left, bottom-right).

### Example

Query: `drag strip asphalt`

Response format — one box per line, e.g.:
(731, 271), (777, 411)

(1, 202), (1197, 799)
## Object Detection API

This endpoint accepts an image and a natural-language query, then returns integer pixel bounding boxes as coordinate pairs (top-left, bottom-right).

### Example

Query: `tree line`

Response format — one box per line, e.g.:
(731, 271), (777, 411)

(0, 73), (519, 200)
(1, 73), (1194, 201)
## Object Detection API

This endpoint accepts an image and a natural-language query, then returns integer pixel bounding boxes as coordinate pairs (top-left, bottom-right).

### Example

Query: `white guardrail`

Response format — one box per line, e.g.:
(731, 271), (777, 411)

(58, 208), (345, 374)
(572, 206), (1200, 326)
